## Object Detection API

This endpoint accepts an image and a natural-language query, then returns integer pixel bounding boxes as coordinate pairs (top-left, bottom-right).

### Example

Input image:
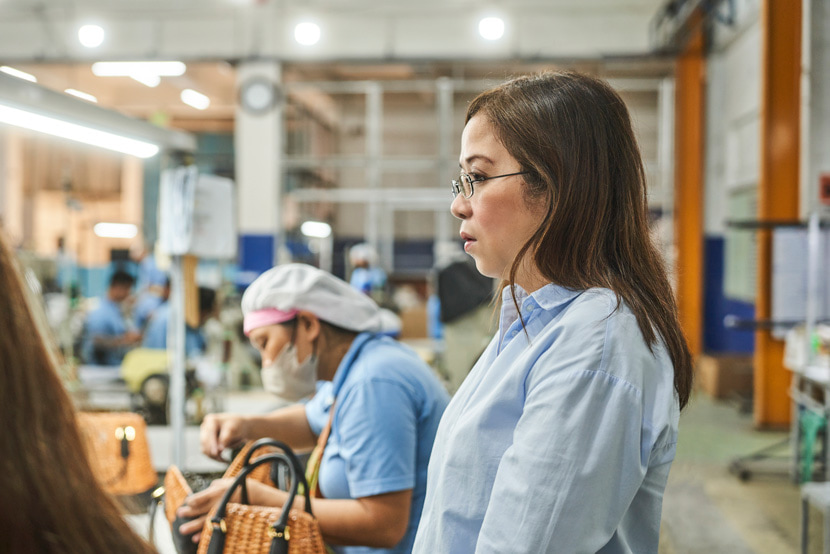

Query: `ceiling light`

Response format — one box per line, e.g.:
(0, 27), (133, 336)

(294, 22), (321, 46)
(130, 73), (161, 88)
(93, 223), (138, 239)
(0, 66), (36, 83)
(78, 24), (105, 48)
(92, 61), (186, 77)
(181, 89), (210, 110)
(301, 221), (331, 238)
(0, 103), (159, 158)
(64, 89), (98, 103)
(478, 17), (505, 40)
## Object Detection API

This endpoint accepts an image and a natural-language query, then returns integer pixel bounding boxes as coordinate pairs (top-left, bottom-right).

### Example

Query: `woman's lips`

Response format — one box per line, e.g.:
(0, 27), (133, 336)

(461, 233), (476, 252)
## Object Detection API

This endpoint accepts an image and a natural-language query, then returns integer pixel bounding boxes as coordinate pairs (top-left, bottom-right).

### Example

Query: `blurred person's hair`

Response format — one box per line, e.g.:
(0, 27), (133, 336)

(110, 269), (136, 288)
(0, 232), (154, 553)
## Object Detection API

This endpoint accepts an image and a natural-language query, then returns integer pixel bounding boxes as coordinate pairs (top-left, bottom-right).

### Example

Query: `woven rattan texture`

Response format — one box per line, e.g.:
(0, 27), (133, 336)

(77, 412), (157, 495)
(196, 503), (326, 554)
(223, 442), (279, 486)
(164, 465), (193, 525)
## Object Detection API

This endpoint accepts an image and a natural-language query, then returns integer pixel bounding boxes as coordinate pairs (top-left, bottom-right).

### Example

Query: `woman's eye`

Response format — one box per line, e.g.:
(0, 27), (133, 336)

(469, 173), (484, 182)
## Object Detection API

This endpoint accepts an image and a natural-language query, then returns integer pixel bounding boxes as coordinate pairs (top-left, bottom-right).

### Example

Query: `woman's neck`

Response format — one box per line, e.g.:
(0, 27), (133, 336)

(318, 334), (357, 382)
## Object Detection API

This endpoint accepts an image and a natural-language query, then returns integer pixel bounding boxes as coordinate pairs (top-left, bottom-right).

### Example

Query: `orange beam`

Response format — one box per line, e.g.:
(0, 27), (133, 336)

(754, 0), (801, 427)
(674, 21), (705, 358)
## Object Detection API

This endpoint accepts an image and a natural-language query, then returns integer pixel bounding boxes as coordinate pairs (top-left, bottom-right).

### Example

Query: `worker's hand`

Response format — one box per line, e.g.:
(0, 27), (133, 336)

(177, 478), (288, 544)
(122, 331), (142, 345)
(200, 413), (249, 461)
(176, 478), (235, 543)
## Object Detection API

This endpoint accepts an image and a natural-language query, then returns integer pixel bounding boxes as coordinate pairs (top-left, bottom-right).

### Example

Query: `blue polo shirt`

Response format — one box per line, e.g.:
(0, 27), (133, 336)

(82, 298), (130, 366)
(305, 333), (449, 554)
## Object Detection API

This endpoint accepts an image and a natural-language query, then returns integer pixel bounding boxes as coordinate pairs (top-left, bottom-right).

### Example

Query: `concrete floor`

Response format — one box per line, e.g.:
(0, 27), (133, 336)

(659, 392), (817, 554)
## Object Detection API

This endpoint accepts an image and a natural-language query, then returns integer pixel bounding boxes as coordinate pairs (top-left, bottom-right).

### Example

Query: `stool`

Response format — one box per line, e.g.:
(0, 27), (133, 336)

(802, 482), (830, 553)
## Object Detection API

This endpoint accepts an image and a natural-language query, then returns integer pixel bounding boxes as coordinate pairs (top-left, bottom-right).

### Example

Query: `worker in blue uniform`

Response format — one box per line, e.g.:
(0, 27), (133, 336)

(81, 270), (141, 366)
(178, 264), (449, 554)
(133, 276), (170, 331)
(142, 286), (216, 358)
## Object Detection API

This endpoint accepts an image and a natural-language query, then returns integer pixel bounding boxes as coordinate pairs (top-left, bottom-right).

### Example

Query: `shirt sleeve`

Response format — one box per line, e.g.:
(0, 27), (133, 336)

(475, 324), (650, 553)
(335, 377), (419, 498)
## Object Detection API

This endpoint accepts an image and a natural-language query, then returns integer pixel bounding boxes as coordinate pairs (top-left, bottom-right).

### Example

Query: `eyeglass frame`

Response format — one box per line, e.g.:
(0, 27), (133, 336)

(451, 171), (530, 199)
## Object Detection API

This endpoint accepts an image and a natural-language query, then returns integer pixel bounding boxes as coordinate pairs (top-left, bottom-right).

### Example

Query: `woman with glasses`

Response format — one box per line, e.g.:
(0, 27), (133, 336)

(413, 71), (693, 553)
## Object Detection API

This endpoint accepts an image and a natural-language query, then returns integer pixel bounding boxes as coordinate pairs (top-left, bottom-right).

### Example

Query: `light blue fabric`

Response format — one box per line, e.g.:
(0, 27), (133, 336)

(82, 298), (130, 366)
(413, 284), (680, 554)
(349, 267), (387, 295)
(142, 302), (206, 358)
(133, 292), (165, 330)
(305, 333), (450, 554)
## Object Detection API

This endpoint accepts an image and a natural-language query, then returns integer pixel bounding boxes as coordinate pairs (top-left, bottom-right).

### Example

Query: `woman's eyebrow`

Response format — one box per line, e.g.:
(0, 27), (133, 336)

(459, 154), (494, 168)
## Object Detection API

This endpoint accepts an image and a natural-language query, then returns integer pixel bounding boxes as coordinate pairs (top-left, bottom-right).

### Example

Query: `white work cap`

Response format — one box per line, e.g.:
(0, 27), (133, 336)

(241, 263), (384, 335)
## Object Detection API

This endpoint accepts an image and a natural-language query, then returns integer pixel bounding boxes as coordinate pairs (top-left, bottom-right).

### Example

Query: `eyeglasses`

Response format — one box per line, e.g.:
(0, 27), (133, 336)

(451, 171), (529, 199)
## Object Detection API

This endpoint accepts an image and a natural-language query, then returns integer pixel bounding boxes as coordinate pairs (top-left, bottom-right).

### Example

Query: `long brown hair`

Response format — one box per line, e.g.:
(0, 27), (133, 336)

(0, 232), (154, 553)
(467, 71), (693, 409)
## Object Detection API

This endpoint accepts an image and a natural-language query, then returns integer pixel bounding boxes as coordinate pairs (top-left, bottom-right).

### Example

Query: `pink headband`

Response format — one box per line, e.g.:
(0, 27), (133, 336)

(243, 308), (299, 336)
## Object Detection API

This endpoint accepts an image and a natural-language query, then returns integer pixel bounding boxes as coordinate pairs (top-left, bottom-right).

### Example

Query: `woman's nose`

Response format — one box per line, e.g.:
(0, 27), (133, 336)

(450, 193), (469, 220)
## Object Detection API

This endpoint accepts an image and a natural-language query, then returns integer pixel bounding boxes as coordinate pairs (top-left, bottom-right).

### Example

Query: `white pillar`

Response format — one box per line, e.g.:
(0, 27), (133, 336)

(235, 61), (285, 273)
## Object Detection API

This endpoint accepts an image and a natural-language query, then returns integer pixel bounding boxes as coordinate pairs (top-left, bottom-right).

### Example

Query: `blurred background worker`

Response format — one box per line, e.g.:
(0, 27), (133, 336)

(143, 286), (217, 359)
(133, 276), (170, 331)
(348, 242), (388, 299)
(432, 242), (495, 393)
(80, 270), (141, 366)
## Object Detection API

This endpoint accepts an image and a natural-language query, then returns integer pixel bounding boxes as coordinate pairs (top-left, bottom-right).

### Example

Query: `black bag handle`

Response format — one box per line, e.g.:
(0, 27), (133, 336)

(207, 446), (314, 554)
(237, 438), (301, 505)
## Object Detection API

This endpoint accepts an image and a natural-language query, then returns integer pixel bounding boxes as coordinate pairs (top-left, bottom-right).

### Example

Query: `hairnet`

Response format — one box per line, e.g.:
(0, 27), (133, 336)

(241, 263), (384, 334)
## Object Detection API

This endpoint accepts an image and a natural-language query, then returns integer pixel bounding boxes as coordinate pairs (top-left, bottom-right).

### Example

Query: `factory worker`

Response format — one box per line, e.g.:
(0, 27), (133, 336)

(81, 270), (141, 366)
(180, 263), (449, 554)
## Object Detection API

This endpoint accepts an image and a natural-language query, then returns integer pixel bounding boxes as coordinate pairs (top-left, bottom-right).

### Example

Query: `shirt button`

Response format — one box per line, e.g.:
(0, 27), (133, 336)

(526, 304), (535, 312)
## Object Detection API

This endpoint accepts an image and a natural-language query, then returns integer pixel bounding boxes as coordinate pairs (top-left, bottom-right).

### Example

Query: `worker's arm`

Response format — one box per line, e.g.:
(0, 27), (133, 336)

(200, 403), (317, 460)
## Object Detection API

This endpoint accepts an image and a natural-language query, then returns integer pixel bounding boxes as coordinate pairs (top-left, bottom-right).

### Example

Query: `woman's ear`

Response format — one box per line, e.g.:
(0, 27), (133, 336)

(296, 311), (321, 342)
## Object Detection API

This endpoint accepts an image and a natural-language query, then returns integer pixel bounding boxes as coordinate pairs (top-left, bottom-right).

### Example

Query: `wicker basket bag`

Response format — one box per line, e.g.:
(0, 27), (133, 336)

(197, 445), (326, 554)
(77, 411), (157, 496)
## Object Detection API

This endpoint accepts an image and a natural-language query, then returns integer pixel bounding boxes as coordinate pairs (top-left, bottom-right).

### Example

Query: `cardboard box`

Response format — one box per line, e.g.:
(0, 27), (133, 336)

(696, 354), (754, 399)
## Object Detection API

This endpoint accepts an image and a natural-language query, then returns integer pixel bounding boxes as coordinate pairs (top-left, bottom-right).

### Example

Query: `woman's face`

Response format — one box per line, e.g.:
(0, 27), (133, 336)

(248, 319), (315, 368)
(451, 114), (547, 290)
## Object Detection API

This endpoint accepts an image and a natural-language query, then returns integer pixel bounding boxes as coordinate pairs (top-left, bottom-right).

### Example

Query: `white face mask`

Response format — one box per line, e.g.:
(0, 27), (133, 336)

(261, 342), (318, 402)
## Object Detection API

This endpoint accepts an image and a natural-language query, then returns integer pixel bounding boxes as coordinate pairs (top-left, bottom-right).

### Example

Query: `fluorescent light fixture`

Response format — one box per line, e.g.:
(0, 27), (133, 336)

(93, 222), (138, 239)
(0, 66), (36, 83)
(478, 17), (505, 40)
(92, 61), (186, 77)
(64, 88), (98, 103)
(78, 24), (105, 48)
(301, 221), (331, 238)
(0, 103), (159, 158)
(181, 88), (210, 110)
(130, 73), (161, 88)
(294, 22), (321, 46)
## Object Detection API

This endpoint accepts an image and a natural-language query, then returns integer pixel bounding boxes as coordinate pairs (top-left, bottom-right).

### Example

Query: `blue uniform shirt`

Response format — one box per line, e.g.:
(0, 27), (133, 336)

(82, 298), (130, 366)
(413, 284), (680, 554)
(133, 292), (165, 330)
(305, 333), (450, 554)
(142, 302), (206, 358)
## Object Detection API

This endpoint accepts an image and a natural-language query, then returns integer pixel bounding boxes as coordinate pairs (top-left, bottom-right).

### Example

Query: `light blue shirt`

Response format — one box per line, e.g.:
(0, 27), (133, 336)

(133, 291), (165, 330)
(142, 302), (206, 358)
(413, 284), (679, 554)
(305, 333), (450, 554)
(82, 298), (130, 366)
